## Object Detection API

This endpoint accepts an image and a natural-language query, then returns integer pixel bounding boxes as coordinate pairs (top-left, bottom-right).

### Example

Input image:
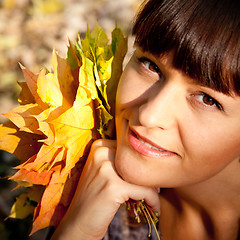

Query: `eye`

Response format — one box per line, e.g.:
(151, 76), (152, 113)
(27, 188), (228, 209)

(195, 93), (223, 111)
(137, 57), (162, 77)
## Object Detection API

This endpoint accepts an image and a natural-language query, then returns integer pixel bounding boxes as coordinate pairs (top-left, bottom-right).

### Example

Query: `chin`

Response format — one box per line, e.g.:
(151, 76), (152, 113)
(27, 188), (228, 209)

(116, 163), (149, 186)
(114, 149), (154, 187)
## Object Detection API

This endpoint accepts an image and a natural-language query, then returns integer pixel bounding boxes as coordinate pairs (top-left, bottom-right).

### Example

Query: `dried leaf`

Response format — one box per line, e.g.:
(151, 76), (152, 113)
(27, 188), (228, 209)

(0, 24), (128, 236)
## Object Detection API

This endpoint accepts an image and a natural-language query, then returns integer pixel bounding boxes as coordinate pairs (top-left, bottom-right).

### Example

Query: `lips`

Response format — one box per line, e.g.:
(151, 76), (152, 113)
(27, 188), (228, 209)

(128, 128), (176, 158)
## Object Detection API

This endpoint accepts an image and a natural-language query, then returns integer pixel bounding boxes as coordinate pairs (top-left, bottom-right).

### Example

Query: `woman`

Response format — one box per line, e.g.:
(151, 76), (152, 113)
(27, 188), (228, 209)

(52, 0), (240, 239)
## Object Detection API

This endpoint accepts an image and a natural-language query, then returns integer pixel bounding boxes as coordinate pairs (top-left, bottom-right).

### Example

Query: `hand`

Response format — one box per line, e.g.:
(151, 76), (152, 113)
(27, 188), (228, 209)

(51, 139), (160, 240)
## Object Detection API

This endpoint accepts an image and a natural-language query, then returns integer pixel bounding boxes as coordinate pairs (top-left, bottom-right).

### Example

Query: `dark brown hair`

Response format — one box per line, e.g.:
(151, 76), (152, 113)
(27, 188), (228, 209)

(132, 0), (240, 95)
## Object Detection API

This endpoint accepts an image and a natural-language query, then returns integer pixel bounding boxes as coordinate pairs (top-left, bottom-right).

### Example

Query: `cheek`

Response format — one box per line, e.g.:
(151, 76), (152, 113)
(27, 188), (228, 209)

(114, 117), (154, 186)
(116, 67), (133, 104)
(182, 123), (240, 176)
(115, 147), (136, 182)
(116, 79), (135, 109)
(116, 68), (149, 111)
(114, 145), (157, 186)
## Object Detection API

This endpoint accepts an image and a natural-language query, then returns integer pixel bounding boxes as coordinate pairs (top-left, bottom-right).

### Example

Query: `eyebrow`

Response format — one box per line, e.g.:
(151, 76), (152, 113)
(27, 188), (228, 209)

(149, 52), (238, 97)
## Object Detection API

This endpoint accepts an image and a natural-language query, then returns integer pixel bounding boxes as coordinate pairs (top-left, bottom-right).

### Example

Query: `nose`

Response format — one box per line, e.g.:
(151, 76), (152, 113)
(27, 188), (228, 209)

(138, 84), (181, 130)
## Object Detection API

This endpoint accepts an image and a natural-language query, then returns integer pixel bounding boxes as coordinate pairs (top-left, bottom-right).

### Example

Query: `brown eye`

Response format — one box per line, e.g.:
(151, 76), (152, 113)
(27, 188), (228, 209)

(146, 61), (159, 73)
(143, 60), (159, 73)
(202, 95), (215, 106)
(138, 57), (162, 76)
(197, 93), (223, 110)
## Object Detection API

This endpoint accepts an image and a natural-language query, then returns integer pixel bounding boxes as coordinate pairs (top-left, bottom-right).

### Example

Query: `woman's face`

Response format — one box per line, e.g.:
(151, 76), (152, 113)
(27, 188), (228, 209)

(115, 47), (240, 188)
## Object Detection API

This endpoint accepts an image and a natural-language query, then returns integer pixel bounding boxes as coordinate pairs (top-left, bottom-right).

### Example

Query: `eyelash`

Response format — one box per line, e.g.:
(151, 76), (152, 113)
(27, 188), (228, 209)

(136, 55), (223, 111)
(193, 92), (223, 111)
(137, 57), (162, 77)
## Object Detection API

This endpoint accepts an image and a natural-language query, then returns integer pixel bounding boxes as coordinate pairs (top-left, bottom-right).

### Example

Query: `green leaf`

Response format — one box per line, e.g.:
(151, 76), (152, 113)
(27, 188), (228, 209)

(67, 41), (79, 70)
(74, 24), (128, 138)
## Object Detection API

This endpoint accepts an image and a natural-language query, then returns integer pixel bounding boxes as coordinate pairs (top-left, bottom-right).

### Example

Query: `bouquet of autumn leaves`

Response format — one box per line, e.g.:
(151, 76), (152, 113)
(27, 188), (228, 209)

(0, 24), (159, 239)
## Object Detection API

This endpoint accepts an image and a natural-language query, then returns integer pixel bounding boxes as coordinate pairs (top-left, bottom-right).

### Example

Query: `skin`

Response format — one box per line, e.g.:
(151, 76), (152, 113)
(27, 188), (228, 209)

(115, 48), (240, 239)
(115, 48), (240, 188)
(51, 47), (240, 240)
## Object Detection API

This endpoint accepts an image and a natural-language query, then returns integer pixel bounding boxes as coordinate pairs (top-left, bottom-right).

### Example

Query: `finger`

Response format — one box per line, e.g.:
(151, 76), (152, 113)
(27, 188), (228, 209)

(87, 160), (161, 214)
(82, 139), (116, 180)
(75, 140), (117, 196)
(116, 181), (161, 214)
(83, 144), (116, 186)
(91, 139), (117, 149)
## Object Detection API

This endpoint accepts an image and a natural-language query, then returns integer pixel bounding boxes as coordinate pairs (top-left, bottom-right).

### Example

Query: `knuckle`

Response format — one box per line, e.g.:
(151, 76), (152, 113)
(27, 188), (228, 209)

(92, 147), (108, 164)
(91, 139), (116, 148)
(104, 180), (116, 193)
(104, 180), (122, 201)
(145, 187), (157, 198)
(93, 146), (105, 158)
(91, 139), (105, 149)
(98, 160), (112, 177)
(91, 146), (115, 165)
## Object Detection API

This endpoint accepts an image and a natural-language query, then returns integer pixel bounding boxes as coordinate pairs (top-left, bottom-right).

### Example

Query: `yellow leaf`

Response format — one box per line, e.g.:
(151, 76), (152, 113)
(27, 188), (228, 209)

(2, 104), (43, 134)
(77, 46), (98, 100)
(37, 70), (63, 108)
(97, 55), (113, 85)
(51, 50), (76, 106)
(37, 51), (76, 109)
(0, 122), (43, 162)
(8, 186), (44, 219)
(0, 24), (128, 236)
(19, 64), (48, 110)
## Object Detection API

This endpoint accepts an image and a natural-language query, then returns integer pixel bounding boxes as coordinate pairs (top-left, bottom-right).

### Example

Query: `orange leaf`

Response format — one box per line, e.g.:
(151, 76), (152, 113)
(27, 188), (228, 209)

(0, 122), (43, 162)
(1, 25), (128, 236)
(51, 50), (76, 107)
(20, 64), (48, 110)
(2, 104), (43, 134)
(33, 108), (55, 145)
(31, 163), (82, 235)
(24, 144), (63, 172)
(18, 81), (35, 105)
(10, 168), (53, 185)
(31, 168), (67, 234)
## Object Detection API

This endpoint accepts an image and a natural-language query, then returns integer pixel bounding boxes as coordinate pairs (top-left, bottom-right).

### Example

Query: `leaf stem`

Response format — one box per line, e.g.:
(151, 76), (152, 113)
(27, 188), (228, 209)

(139, 201), (161, 240)
(126, 199), (161, 240)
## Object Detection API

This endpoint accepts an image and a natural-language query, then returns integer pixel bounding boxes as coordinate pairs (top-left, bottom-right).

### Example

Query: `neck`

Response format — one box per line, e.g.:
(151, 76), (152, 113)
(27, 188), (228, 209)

(175, 158), (240, 214)
(160, 159), (240, 239)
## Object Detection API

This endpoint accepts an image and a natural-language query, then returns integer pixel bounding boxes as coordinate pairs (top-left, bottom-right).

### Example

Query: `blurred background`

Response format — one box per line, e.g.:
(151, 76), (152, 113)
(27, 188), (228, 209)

(0, 0), (141, 239)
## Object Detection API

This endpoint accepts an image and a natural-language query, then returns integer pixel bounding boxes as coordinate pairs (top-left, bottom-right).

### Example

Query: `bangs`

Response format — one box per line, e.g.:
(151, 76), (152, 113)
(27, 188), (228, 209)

(132, 0), (240, 95)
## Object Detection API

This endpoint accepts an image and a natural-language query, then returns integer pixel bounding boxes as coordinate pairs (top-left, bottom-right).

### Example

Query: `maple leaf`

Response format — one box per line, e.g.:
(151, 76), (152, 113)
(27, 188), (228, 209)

(8, 186), (45, 219)
(0, 24), (128, 236)
(0, 24), (160, 239)
(0, 121), (44, 163)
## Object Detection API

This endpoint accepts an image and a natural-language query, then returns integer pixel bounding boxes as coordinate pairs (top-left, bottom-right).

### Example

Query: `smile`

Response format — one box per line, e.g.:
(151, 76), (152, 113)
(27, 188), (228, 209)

(137, 134), (165, 151)
(128, 128), (176, 158)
